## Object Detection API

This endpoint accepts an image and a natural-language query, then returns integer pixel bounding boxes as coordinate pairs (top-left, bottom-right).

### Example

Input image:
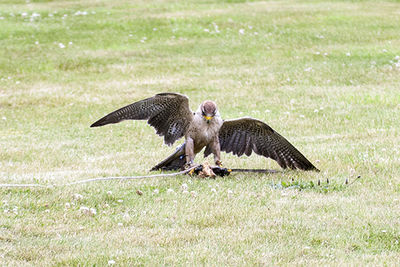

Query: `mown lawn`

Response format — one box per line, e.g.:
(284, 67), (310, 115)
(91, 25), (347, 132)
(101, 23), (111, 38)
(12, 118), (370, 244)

(1, 0), (400, 265)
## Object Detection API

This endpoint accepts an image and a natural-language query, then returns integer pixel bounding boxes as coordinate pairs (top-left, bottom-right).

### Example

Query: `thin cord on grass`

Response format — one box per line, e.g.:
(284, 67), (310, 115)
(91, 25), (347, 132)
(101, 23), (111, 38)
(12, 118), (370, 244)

(66, 167), (195, 186)
(0, 166), (198, 189)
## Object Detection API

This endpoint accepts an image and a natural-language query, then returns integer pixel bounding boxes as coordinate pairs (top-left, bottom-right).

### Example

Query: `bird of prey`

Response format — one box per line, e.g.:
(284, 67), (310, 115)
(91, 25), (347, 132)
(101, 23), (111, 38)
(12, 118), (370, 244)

(91, 93), (319, 172)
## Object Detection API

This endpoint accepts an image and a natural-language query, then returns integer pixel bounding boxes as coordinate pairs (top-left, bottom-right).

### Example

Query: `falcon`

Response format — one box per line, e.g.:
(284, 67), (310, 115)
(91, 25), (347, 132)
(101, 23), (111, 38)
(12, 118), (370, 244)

(91, 93), (319, 171)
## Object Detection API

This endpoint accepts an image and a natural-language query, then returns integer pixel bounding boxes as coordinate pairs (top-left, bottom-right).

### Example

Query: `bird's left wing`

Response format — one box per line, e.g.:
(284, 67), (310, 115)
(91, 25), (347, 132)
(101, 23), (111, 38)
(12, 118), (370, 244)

(217, 118), (319, 171)
(90, 93), (193, 146)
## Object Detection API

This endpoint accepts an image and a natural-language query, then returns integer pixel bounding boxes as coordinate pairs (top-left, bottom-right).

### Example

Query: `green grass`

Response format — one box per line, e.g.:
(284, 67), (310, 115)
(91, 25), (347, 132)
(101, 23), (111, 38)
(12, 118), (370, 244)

(1, 0), (400, 265)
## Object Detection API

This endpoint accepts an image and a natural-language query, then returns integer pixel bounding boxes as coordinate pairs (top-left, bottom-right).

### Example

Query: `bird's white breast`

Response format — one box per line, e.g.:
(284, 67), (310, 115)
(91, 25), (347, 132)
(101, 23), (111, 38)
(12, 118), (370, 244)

(190, 113), (223, 145)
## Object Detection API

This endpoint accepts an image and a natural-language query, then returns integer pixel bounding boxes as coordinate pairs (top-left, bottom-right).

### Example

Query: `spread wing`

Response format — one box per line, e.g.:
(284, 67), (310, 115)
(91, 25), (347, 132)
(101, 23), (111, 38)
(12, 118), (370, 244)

(217, 118), (319, 171)
(91, 93), (193, 146)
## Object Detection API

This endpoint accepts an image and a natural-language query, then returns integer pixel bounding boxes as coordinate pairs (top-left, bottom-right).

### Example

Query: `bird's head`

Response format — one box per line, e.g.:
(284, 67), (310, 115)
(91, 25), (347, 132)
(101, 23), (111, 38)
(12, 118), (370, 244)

(200, 100), (217, 124)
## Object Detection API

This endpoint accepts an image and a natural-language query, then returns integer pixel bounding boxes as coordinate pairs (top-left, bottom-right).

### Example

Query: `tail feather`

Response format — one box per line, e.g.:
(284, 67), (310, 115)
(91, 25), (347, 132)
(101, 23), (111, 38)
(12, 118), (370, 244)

(150, 143), (186, 171)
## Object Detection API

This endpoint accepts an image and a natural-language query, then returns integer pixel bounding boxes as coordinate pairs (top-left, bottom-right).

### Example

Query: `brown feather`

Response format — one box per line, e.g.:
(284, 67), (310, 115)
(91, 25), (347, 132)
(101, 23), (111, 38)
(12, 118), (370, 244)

(91, 93), (193, 146)
(218, 118), (319, 171)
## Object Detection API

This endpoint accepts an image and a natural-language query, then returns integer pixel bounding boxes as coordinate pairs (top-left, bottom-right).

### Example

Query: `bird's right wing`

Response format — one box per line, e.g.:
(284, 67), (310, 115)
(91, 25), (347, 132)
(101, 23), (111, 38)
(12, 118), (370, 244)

(91, 93), (193, 146)
(218, 118), (318, 171)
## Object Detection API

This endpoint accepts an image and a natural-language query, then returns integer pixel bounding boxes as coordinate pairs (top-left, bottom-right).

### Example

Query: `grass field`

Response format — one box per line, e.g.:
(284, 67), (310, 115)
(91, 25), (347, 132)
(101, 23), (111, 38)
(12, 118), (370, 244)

(1, 0), (400, 265)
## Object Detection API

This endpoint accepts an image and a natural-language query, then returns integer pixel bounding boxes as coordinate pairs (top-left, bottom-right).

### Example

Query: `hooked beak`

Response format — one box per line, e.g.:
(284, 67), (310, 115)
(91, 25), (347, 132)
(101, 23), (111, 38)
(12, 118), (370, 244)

(204, 115), (213, 123)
